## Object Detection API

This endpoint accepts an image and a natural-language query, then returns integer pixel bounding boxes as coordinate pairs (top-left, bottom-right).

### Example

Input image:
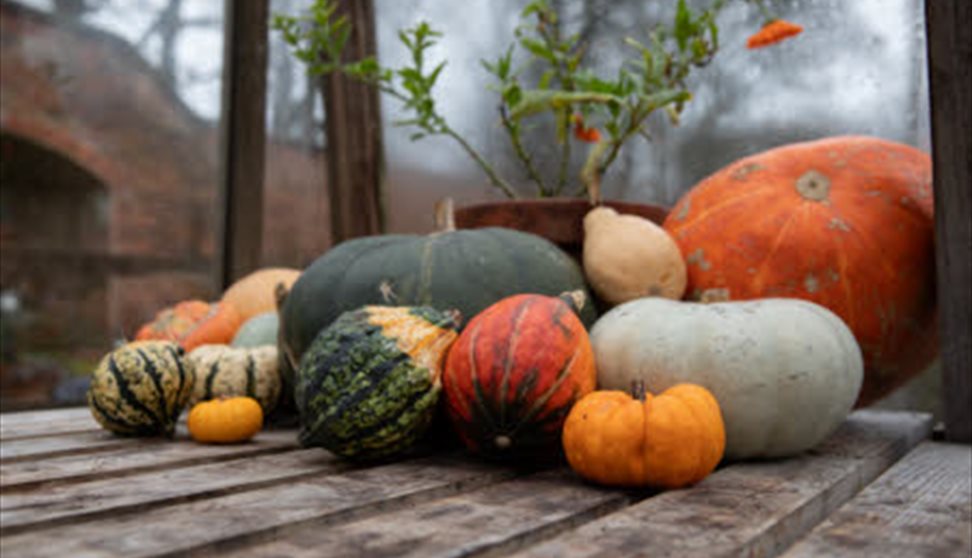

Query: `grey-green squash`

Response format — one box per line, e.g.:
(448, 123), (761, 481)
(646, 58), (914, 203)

(231, 312), (279, 348)
(87, 341), (193, 437)
(297, 305), (459, 460)
(185, 345), (281, 413)
(590, 297), (863, 460)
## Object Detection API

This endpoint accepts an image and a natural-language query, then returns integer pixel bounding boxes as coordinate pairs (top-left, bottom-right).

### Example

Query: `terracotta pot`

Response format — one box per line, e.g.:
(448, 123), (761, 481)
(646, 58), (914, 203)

(453, 198), (670, 261)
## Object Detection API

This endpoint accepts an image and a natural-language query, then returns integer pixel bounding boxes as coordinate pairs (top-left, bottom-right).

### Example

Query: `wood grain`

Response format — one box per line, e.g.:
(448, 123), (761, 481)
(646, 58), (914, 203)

(509, 410), (932, 558)
(784, 442), (972, 557)
(0, 407), (96, 440)
(0, 430), (296, 491)
(1, 431), (139, 463)
(0, 455), (519, 558)
(224, 470), (629, 558)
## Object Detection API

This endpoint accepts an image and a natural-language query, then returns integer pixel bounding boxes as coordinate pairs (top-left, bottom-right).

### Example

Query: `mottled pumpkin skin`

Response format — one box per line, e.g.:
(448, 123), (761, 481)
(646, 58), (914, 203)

(136, 300), (243, 352)
(297, 306), (459, 460)
(442, 293), (596, 460)
(87, 341), (193, 437)
(663, 136), (935, 406)
(563, 384), (725, 489)
(278, 228), (596, 403)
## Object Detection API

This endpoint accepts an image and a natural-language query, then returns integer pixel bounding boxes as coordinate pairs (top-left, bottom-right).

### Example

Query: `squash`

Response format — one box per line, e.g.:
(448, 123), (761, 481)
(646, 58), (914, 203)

(562, 383), (725, 488)
(184, 345), (281, 413)
(187, 397), (263, 443)
(135, 300), (243, 352)
(590, 297), (863, 459)
(663, 136), (935, 406)
(442, 292), (596, 460)
(87, 341), (193, 437)
(278, 203), (596, 403)
(222, 268), (301, 322)
(583, 206), (687, 305)
(231, 312), (279, 348)
(297, 306), (459, 460)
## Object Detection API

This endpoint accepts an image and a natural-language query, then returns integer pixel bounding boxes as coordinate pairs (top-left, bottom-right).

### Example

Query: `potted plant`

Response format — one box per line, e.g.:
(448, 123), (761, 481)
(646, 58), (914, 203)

(273, 0), (797, 255)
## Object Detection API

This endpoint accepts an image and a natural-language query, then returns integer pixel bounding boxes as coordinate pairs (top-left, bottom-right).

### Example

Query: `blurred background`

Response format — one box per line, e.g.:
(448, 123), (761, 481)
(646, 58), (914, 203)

(0, 0), (937, 414)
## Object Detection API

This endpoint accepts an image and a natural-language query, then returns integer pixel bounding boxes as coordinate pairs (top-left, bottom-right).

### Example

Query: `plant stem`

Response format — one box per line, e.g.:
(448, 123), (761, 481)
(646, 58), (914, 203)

(443, 126), (517, 198)
(500, 107), (548, 195)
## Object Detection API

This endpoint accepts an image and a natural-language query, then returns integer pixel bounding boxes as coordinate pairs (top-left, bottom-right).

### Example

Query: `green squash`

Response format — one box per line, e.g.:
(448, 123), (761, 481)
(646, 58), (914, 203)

(297, 305), (459, 460)
(231, 312), (279, 348)
(87, 341), (193, 437)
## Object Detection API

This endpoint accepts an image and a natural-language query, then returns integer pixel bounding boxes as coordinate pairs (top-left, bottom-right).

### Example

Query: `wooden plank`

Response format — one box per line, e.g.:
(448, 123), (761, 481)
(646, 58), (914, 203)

(926, 0), (972, 444)
(225, 470), (629, 558)
(0, 447), (343, 535)
(0, 430), (296, 491)
(322, 0), (384, 243)
(1, 431), (137, 464)
(509, 410), (932, 558)
(217, 0), (268, 287)
(0, 455), (519, 558)
(0, 408), (99, 441)
(783, 441), (972, 558)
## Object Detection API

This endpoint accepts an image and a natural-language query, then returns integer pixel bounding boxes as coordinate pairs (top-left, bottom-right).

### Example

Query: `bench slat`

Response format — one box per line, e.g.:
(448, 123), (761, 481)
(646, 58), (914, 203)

(0, 431), (141, 463)
(0, 455), (520, 558)
(508, 410), (932, 558)
(783, 441), (972, 558)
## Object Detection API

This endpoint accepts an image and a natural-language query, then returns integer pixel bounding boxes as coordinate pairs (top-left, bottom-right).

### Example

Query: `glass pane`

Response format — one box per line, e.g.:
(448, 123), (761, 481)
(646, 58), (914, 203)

(1, 0), (225, 410)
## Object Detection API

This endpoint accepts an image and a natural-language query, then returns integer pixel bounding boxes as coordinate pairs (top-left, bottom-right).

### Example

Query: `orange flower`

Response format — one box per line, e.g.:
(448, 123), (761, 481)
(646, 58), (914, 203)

(746, 19), (803, 49)
(571, 113), (602, 143)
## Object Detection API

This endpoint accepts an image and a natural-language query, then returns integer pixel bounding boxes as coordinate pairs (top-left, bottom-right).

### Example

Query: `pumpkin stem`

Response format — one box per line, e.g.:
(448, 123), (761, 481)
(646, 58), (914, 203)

(631, 380), (647, 402)
(558, 290), (587, 314)
(274, 282), (290, 312)
(434, 198), (457, 233)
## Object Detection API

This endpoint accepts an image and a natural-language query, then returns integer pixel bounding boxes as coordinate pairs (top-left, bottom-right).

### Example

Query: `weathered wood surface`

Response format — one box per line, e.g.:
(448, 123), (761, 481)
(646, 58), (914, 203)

(0, 407), (97, 440)
(0, 408), (967, 558)
(784, 441), (972, 558)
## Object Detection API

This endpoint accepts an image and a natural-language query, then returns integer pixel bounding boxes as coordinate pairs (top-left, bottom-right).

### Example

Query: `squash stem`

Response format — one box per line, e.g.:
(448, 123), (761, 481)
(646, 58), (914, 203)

(434, 198), (457, 232)
(631, 380), (647, 402)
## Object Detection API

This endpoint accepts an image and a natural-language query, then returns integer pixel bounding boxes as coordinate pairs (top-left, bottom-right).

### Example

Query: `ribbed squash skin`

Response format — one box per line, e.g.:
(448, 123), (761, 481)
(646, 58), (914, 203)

(185, 345), (281, 413)
(87, 341), (193, 437)
(297, 306), (459, 460)
(663, 136), (935, 406)
(442, 293), (596, 460)
(278, 228), (595, 402)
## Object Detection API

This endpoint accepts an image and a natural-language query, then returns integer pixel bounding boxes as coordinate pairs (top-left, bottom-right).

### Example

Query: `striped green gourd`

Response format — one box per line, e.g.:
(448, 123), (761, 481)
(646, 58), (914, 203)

(87, 340), (193, 437)
(185, 345), (281, 413)
(297, 305), (459, 460)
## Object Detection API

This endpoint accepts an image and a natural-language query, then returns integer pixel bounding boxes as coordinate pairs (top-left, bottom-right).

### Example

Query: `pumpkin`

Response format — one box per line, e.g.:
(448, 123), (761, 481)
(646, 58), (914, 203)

(590, 297), (863, 460)
(562, 383), (725, 488)
(135, 300), (243, 352)
(187, 397), (264, 443)
(583, 206), (687, 305)
(663, 136), (935, 406)
(231, 312), (279, 348)
(278, 203), (597, 404)
(87, 341), (193, 437)
(184, 344), (281, 413)
(297, 305), (459, 460)
(442, 292), (596, 460)
(222, 267), (301, 322)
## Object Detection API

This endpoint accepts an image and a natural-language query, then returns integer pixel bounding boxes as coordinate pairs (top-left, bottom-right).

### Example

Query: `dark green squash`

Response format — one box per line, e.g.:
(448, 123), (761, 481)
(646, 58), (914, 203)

(278, 204), (596, 398)
(297, 305), (459, 460)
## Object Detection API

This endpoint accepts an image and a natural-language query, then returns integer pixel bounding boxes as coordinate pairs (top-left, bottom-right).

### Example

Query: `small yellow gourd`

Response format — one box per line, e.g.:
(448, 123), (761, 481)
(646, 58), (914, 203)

(582, 206), (687, 305)
(187, 397), (263, 444)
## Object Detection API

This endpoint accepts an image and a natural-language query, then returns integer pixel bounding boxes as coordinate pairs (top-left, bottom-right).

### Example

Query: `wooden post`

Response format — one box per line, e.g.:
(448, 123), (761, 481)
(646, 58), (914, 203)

(217, 0), (269, 289)
(321, 0), (384, 242)
(926, 0), (971, 443)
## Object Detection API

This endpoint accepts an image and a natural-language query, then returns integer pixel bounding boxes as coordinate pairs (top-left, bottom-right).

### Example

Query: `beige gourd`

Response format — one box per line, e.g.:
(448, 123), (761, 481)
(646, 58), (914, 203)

(590, 297), (863, 460)
(582, 206), (687, 305)
(185, 345), (281, 413)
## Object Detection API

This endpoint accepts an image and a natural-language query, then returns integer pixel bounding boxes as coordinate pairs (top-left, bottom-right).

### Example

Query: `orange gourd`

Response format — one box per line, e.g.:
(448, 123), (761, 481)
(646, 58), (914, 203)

(187, 397), (263, 443)
(562, 383), (725, 489)
(221, 268), (301, 322)
(135, 300), (243, 352)
(663, 136), (936, 406)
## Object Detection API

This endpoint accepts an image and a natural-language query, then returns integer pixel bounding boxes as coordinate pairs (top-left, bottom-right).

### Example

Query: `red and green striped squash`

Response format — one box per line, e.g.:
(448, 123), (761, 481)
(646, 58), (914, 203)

(442, 292), (596, 460)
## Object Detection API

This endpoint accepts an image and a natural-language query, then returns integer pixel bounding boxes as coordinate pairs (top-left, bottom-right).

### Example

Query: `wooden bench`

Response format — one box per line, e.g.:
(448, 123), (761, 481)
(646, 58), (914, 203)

(1, 407), (969, 557)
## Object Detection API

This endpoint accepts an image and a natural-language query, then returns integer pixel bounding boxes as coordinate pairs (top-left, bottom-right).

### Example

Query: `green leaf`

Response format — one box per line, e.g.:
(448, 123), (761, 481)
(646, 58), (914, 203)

(674, 0), (695, 52)
(509, 90), (623, 120)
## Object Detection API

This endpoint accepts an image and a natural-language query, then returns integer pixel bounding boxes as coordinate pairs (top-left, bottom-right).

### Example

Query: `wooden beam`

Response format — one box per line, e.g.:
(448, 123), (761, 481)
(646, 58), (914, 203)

(321, 0), (384, 243)
(926, 0), (972, 444)
(218, 0), (269, 289)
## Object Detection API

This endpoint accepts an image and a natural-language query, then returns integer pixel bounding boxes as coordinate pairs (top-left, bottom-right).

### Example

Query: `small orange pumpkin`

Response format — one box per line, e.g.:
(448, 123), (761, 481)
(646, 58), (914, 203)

(135, 300), (242, 352)
(562, 383), (725, 489)
(221, 268), (301, 322)
(187, 397), (263, 443)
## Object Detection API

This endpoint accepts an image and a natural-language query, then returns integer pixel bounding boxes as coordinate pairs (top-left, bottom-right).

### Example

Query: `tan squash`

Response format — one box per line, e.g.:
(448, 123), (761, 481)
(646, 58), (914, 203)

(222, 268), (301, 322)
(583, 206), (686, 305)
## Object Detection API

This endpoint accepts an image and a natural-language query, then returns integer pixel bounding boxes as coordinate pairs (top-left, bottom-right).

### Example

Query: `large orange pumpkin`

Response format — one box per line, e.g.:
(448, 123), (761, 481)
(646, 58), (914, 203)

(135, 300), (243, 352)
(442, 292), (596, 460)
(663, 136), (936, 406)
(221, 267), (301, 322)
